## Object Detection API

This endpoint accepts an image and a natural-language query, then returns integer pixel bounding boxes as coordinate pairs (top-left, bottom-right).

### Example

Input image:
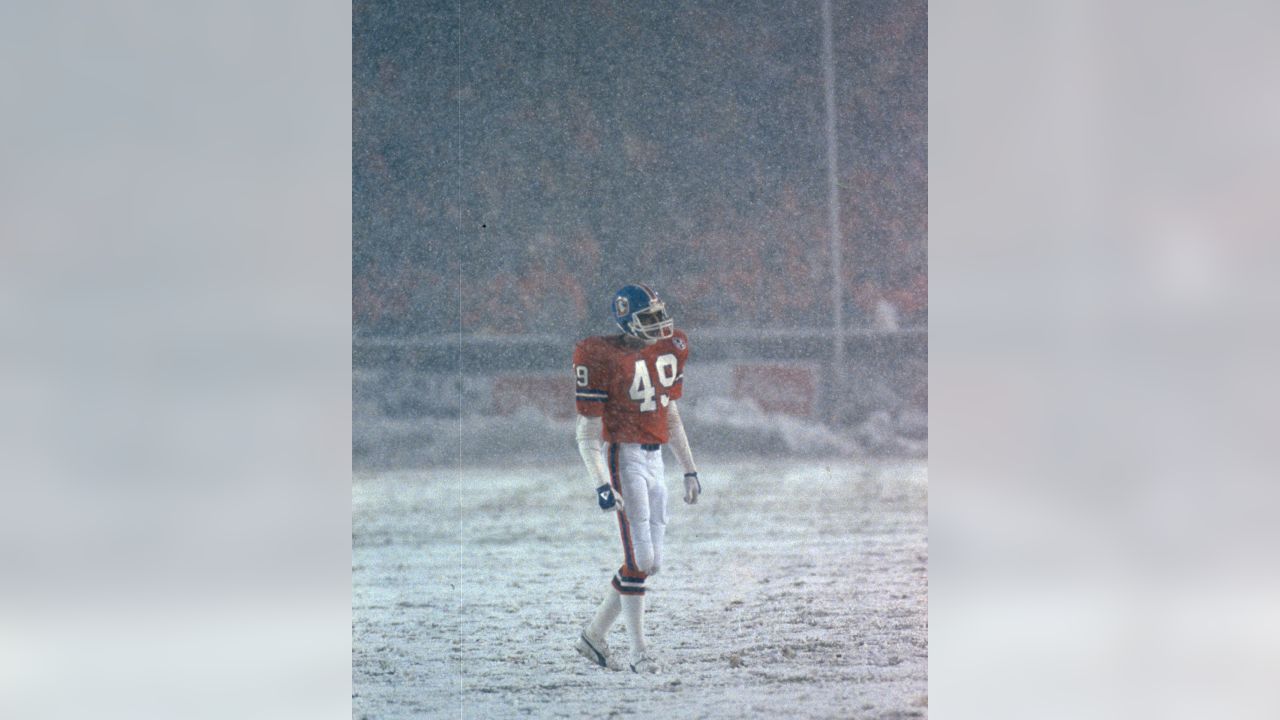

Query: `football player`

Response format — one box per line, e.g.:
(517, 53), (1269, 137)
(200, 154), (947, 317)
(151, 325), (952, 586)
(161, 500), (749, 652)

(572, 283), (702, 673)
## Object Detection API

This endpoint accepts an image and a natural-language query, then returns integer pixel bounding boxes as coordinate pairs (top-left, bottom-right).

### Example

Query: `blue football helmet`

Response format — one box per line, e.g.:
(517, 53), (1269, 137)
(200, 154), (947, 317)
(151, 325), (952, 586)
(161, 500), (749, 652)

(612, 284), (674, 341)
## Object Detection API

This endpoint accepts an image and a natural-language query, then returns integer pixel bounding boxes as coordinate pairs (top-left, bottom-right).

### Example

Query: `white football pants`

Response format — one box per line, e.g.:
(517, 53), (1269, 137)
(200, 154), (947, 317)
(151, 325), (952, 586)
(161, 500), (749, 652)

(604, 442), (667, 578)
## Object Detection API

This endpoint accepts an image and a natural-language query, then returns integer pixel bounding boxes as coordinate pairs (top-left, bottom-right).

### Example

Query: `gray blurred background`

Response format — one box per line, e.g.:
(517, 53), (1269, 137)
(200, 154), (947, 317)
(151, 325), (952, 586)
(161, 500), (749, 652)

(352, 0), (927, 467)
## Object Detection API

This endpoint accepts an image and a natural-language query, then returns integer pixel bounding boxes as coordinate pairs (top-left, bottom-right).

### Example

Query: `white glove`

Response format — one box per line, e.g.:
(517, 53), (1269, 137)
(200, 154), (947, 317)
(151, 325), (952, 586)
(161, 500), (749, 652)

(683, 472), (702, 504)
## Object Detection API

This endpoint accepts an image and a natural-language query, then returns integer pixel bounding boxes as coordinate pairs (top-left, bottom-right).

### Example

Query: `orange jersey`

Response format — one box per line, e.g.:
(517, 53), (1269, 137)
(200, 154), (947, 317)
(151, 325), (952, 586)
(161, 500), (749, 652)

(572, 330), (691, 444)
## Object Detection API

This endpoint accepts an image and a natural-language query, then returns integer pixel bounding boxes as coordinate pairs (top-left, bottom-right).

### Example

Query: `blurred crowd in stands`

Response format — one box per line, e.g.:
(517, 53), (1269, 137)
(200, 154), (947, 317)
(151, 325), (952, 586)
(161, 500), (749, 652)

(354, 0), (926, 337)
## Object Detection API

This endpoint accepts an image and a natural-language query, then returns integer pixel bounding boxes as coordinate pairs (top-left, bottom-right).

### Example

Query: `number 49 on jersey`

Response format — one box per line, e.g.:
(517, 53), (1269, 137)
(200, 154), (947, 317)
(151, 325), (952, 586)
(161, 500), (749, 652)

(628, 354), (678, 412)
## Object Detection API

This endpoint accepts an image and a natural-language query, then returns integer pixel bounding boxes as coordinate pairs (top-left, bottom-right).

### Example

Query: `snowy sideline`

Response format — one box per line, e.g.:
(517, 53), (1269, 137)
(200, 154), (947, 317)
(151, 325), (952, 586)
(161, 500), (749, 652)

(353, 398), (925, 471)
(352, 457), (928, 719)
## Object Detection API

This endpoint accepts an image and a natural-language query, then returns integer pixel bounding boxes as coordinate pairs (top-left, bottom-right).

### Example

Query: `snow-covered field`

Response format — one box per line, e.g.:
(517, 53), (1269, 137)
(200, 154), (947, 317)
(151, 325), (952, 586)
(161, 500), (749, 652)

(353, 457), (928, 719)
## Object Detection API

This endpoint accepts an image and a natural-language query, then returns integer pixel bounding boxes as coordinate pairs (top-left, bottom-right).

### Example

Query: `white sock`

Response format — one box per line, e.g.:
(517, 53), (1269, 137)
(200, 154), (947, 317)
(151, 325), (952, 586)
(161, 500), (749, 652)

(620, 593), (647, 662)
(587, 588), (621, 639)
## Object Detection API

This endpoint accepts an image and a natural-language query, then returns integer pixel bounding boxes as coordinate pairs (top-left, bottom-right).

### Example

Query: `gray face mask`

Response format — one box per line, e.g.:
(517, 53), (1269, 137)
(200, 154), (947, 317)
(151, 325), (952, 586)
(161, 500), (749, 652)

(629, 303), (674, 340)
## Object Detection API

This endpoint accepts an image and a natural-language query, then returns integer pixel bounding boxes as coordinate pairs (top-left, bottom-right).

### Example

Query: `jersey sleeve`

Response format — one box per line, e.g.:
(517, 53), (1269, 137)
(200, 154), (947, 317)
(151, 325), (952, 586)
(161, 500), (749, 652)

(572, 340), (610, 417)
(667, 331), (691, 401)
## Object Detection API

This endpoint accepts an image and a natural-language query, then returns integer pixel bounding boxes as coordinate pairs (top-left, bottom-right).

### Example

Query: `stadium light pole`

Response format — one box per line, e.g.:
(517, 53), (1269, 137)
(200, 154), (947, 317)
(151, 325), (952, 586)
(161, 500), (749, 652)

(821, 0), (844, 421)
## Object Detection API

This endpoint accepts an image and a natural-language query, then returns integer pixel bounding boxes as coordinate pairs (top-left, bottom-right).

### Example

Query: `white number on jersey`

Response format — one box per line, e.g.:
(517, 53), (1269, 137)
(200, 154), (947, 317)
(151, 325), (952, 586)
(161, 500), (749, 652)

(655, 354), (678, 387)
(629, 354), (678, 413)
(629, 359), (656, 411)
(575, 364), (589, 387)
